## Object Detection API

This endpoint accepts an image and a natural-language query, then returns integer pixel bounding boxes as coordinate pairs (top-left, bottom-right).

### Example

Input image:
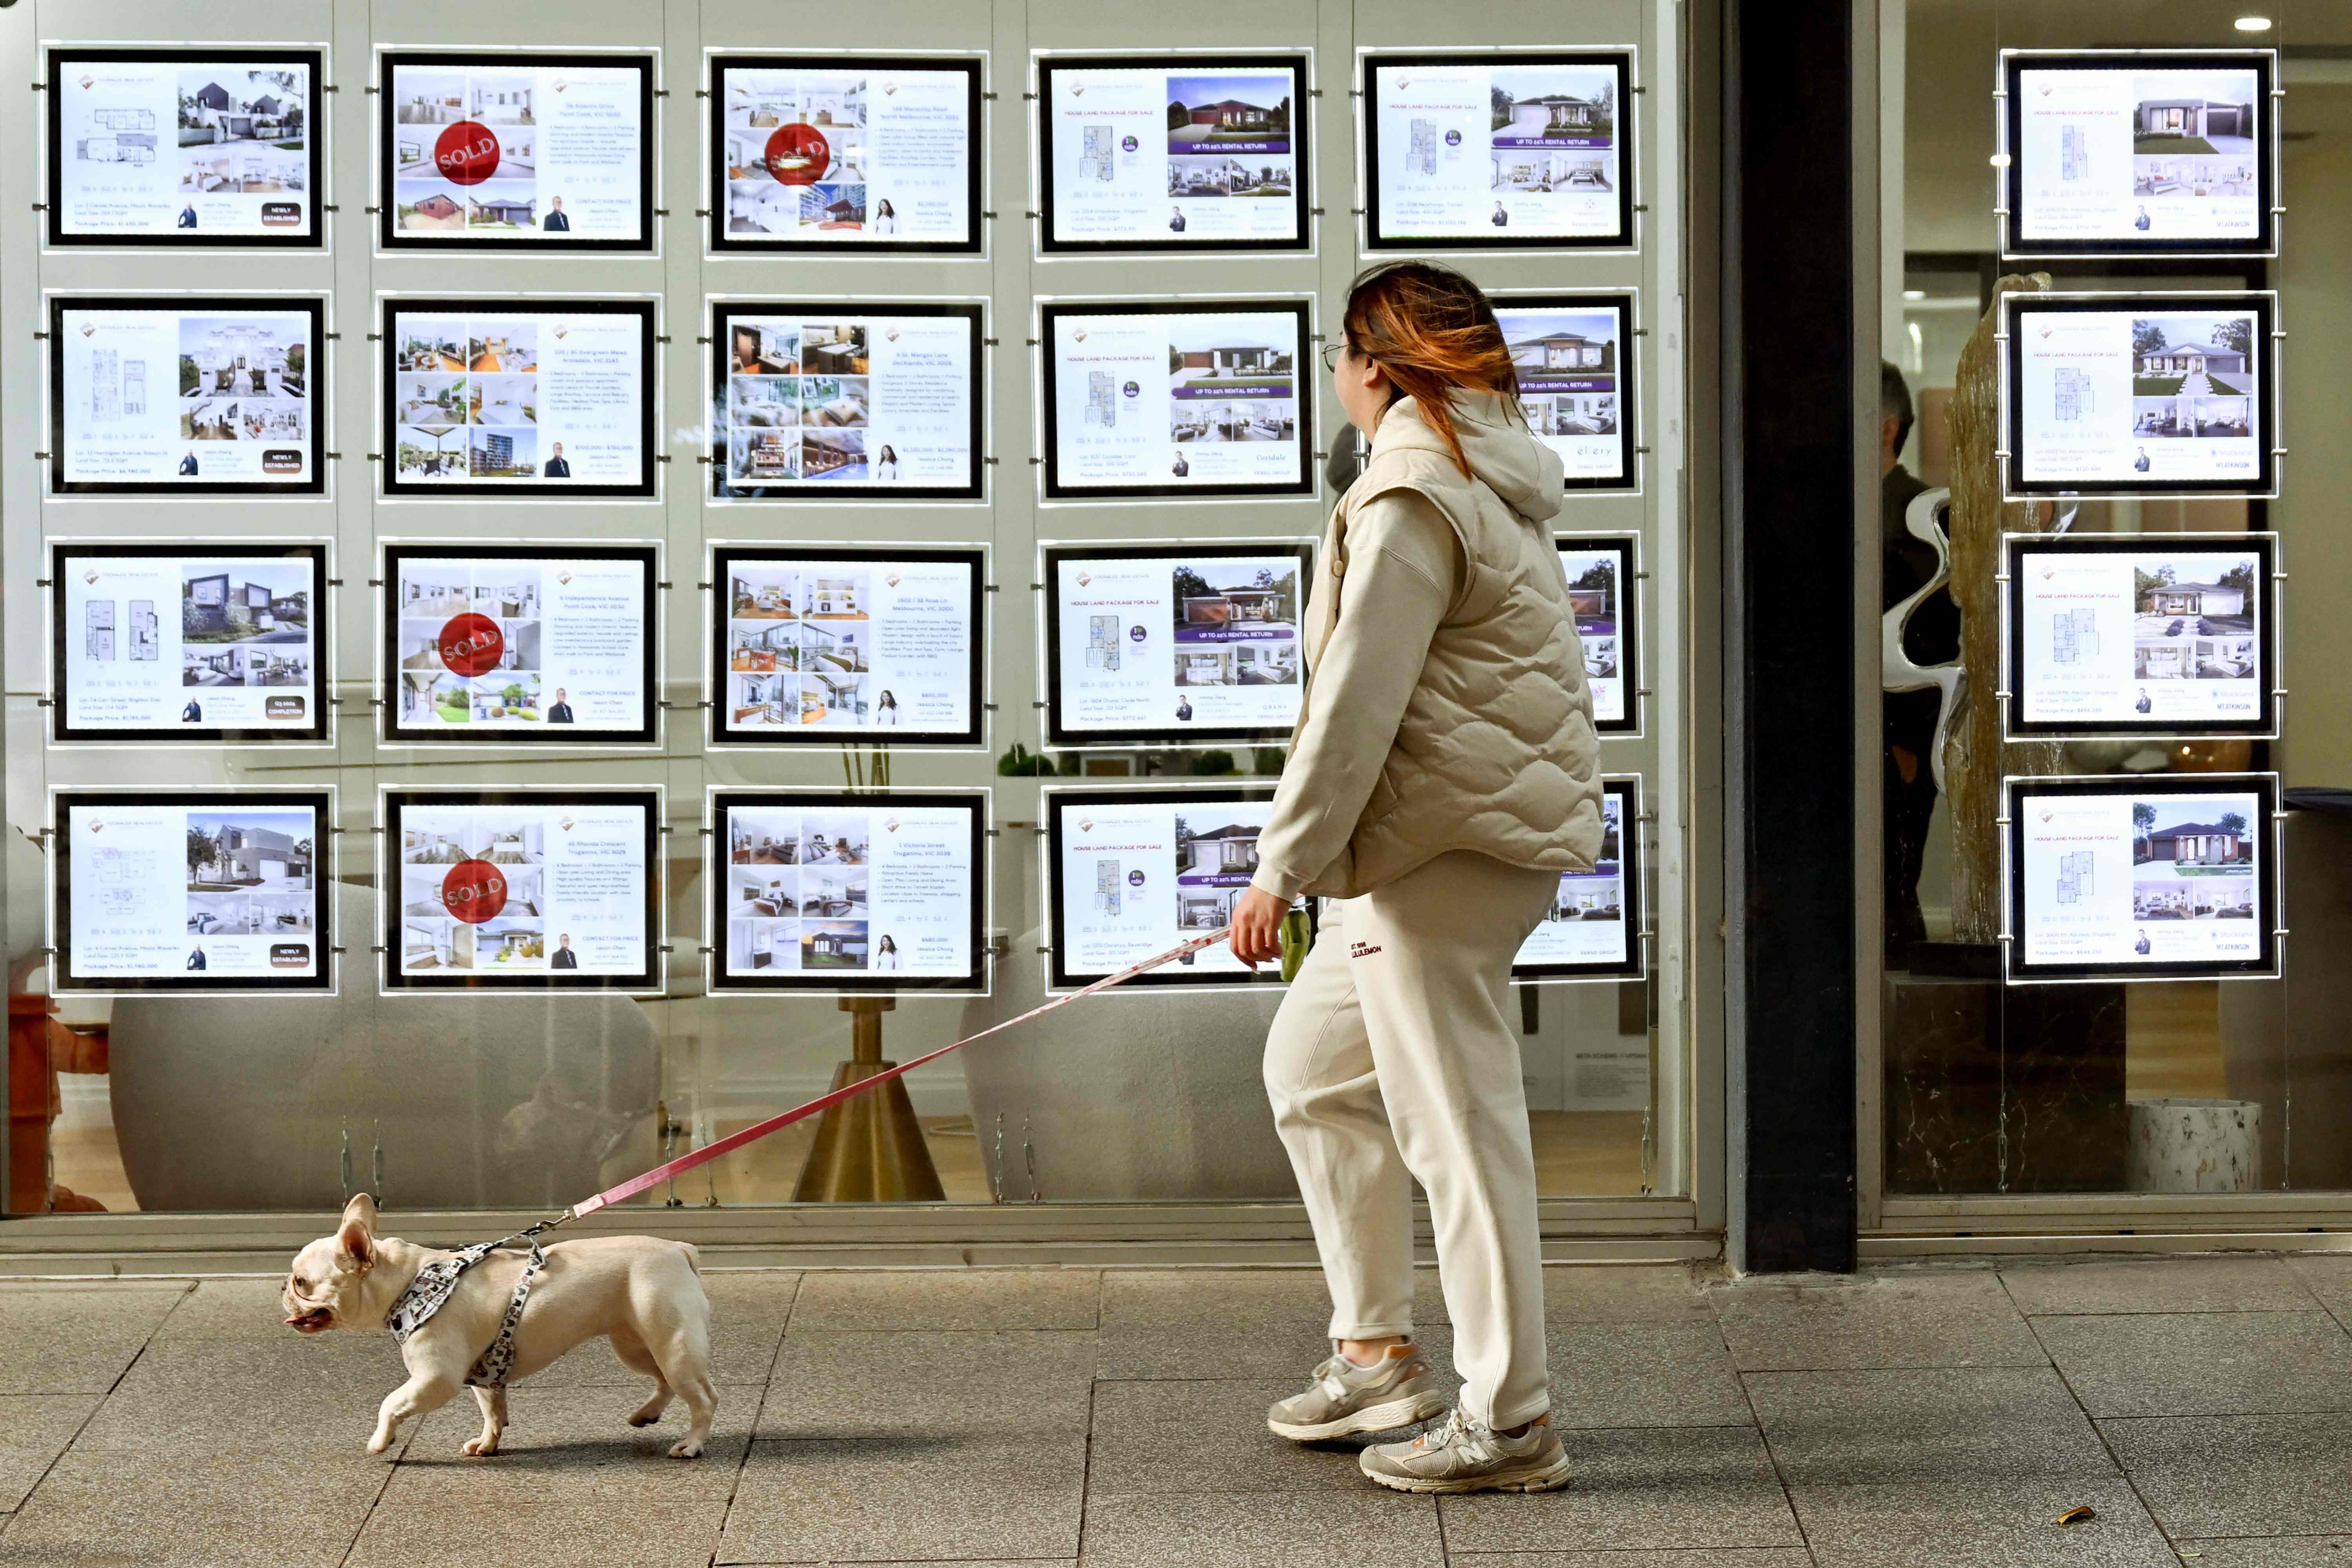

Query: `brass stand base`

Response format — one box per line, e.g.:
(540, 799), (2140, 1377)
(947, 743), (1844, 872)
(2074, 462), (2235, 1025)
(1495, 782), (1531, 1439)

(791, 997), (947, 1203)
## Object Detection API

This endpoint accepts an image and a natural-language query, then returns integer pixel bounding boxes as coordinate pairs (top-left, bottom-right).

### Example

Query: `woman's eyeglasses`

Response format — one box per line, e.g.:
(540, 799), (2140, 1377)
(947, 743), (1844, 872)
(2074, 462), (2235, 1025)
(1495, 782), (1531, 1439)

(1319, 341), (1351, 371)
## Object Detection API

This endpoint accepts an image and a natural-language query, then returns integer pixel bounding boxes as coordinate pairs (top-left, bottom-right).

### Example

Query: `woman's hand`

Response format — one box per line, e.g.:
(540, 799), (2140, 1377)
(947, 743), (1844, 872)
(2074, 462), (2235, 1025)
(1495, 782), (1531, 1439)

(1229, 886), (1289, 968)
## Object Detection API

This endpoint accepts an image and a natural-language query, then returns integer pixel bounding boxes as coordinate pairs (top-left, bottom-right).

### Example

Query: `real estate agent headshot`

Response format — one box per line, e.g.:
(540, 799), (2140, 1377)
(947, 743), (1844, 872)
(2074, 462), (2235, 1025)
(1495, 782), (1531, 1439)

(544, 442), (570, 478)
(547, 688), (575, 724)
(550, 935), (578, 970)
(543, 195), (570, 232)
(1232, 259), (1601, 1495)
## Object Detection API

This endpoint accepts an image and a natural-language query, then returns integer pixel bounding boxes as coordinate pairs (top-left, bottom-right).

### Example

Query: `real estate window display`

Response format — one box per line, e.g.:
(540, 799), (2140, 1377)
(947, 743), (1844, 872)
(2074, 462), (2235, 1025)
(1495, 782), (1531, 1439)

(6, 5), (1689, 1237)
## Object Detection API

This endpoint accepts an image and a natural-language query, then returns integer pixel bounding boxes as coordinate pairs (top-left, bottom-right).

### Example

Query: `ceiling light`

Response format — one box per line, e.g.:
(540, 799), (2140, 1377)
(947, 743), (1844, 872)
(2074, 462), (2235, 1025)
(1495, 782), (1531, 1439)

(2235, 15), (2272, 30)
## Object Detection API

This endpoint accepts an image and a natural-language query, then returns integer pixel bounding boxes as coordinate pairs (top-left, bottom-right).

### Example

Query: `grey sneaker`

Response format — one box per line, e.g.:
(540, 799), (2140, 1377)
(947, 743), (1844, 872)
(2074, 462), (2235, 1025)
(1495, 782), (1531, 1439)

(1266, 1344), (1447, 1441)
(1358, 1407), (1573, 1493)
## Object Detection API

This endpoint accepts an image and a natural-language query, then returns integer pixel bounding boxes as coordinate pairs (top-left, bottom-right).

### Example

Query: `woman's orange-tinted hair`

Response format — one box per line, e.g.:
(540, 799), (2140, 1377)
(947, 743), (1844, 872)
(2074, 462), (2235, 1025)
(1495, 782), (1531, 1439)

(1341, 260), (1521, 476)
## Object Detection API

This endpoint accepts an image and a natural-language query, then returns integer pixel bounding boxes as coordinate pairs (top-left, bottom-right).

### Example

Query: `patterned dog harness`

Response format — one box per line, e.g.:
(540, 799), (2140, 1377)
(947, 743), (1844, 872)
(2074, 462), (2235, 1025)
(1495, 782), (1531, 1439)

(385, 1239), (546, 1389)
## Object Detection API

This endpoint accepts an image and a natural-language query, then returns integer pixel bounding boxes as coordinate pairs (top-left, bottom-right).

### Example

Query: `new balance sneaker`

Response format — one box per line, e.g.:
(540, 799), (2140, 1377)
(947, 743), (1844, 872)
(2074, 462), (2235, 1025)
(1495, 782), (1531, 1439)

(1265, 1343), (1447, 1442)
(1358, 1407), (1573, 1493)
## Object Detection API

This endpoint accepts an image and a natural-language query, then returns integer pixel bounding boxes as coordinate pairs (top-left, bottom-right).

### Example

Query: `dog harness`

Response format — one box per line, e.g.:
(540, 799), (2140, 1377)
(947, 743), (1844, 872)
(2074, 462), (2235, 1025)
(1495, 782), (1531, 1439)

(385, 1240), (546, 1389)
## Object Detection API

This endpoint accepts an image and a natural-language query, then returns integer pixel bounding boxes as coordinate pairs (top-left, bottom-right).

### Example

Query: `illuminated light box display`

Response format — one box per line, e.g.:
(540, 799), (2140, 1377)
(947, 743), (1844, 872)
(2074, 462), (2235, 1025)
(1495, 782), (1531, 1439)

(710, 544), (984, 747)
(378, 296), (658, 499)
(48, 295), (326, 496)
(2005, 771), (2280, 984)
(706, 53), (984, 255)
(381, 787), (662, 992)
(2000, 49), (2277, 261)
(45, 45), (326, 248)
(1360, 48), (1636, 251)
(2002, 290), (2277, 500)
(377, 51), (657, 251)
(709, 301), (984, 500)
(1038, 298), (1314, 500)
(51, 788), (334, 993)
(1497, 291), (1637, 492)
(50, 540), (331, 745)
(1044, 786), (1315, 992)
(1035, 51), (1311, 253)
(709, 790), (988, 994)
(2003, 531), (2277, 740)
(1042, 540), (1312, 748)
(1556, 535), (1640, 735)
(379, 543), (659, 747)
(1513, 776), (1643, 981)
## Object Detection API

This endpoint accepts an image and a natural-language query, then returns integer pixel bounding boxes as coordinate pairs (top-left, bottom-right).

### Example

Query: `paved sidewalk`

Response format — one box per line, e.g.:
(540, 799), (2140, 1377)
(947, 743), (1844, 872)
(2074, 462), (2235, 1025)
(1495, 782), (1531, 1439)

(3, 1253), (2352, 1565)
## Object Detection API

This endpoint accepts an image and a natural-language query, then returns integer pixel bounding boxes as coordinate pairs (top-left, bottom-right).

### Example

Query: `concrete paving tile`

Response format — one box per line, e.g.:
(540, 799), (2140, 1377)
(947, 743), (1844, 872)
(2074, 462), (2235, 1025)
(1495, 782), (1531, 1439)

(2002, 1257), (2322, 1316)
(2282, 1256), (2352, 1327)
(1078, 1490), (1444, 1567)
(0, 1282), (191, 1394)
(398, 1383), (752, 1490)
(1096, 1316), (1333, 1381)
(0, 1450), (388, 1567)
(2103, 1413), (2352, 1538)
(526, 1270), (797, 1388)
(722, 1432), (1084, 1563)
(346, 1497), (727, 1567)
(0, 1395), (99, 1511)
(1437, 1424), (1804, 1554)
(1100, 1269), (1334, 1328)
(1451, 1555), (1809, 1566)
(1794, 1477), (2176, 1566)
(1744, 1366), (2116, 1485)
(758, 1329), (1095, 1438)
(2172, 1538), (2352, 1565)
(2035, 1311), (2352, 1417)
(1090, 1377), (1404, 1494)
(790, 1267), (1100, 1331)
(69, 1335), (411, 1459)
(1714, 1269), (2045, 1371)
(1545, 1264), (1717, 1323)
(1547, 1320), (1752, 1428)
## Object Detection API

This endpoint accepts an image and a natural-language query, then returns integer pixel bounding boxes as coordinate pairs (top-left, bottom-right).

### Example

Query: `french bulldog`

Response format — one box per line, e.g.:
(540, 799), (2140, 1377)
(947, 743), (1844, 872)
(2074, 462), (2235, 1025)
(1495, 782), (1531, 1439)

(283, 1194), (717, 1459)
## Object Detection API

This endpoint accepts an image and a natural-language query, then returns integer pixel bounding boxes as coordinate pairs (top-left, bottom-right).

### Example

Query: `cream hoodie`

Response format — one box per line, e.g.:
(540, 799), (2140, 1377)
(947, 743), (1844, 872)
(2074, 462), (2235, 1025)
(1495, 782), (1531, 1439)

(1250, 392), (1604, 901)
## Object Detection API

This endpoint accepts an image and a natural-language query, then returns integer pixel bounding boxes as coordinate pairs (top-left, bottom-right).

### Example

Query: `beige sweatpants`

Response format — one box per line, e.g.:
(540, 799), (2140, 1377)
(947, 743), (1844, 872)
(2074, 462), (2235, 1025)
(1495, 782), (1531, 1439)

(1262, 848), (1561, 1430)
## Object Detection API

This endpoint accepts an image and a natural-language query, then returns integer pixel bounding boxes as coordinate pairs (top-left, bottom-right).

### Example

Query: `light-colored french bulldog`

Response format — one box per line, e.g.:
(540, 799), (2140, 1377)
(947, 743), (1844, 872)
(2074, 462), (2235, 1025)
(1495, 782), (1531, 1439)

(282, 1194), (717, 1459)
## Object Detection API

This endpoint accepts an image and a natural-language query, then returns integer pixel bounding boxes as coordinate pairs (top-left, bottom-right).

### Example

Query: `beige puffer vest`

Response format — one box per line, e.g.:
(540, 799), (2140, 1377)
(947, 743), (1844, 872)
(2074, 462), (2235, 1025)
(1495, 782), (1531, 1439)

(1297, 395), (1604, 897)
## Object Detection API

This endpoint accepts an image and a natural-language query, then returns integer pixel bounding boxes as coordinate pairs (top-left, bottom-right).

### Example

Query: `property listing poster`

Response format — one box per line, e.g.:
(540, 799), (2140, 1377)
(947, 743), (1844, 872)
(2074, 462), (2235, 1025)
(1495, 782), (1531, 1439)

(52, 299), (321, 492)
(713, 57), (979, 249)
(1050, 793), (1307, 986)
(49, 51), (319, 242)
(713, 306), (981, 496)
(2015, 543), (2265, 731)
(717, 550), (980, 741)
(390, 793), (654, 984)
(716, 795), (982, 988)
(1514, 782), (1633, 975)
(2016, 784), (2267, 974)
(1041, 56), (1305, 248)
(57, 794), (327, 990)
(1555, 540), (1631, 728)
(1498, 298), (1629, 486)
(1049, 547), (1306, 741)
(1366, 53), (1627, 245)
(384, 302), (652, 495)
(2012, 303), (2265, 491)
(385, 549), (654, 743)
(55, 546), (326, 741)
(383, 54), (651, 245)
(1044, 304), (1307, 495)
(2011, 58), (2265, 252)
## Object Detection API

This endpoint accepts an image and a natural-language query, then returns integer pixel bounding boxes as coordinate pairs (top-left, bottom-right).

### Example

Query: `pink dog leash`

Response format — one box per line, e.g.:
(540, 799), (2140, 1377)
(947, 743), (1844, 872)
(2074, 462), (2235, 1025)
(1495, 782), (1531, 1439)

(546, 926), (1235, 1223)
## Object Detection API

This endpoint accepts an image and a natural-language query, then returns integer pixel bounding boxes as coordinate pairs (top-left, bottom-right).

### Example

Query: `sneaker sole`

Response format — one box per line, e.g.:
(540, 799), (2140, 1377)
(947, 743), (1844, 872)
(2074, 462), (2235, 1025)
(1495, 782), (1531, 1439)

(1360, 1449), (1575, 1494)
(1266, 1389), (1449, 1443)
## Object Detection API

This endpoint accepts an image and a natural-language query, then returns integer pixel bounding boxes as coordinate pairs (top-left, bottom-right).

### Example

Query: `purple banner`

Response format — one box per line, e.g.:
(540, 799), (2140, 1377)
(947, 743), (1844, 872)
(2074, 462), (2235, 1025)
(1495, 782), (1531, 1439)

(1175, 625), (1296, 644)
(1177, 138), (1289, 155)
(1492, 134), (1613, 150)
(1171, 381), (1292, 400)
(1523, 374), (1615, 394)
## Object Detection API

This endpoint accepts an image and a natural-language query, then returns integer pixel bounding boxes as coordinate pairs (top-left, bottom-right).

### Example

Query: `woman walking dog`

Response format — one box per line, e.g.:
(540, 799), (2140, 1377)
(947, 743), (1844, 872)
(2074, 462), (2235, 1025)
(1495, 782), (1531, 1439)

(1228, 260), (1603, 1494)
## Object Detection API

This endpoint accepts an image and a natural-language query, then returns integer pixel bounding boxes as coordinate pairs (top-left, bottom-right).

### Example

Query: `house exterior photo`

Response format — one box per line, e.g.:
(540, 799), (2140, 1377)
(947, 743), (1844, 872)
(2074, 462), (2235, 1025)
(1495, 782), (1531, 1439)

(1504, 94), (1604, 136)
(405, 192), (464, 229)
(2141, 822), (2250, 865)
(2135, 98), (2252, 139)
(1509, 331), (1613, 372)
(1180, 346), (1284, 375)
(2142, 582), (2246, 617)
(2135, 342), (2247, 378)
(202, 824), (309, 887)
(1179, 825), (1262, 879)
(1181, 588), (1283, 627)
(1184, 99), (1274, 129)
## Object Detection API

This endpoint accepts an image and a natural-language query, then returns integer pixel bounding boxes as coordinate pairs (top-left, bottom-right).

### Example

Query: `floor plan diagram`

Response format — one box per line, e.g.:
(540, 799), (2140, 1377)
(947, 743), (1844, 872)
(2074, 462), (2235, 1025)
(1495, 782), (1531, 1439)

(2051, 607), (2100, 664)
(2056, 849), (2096, 905)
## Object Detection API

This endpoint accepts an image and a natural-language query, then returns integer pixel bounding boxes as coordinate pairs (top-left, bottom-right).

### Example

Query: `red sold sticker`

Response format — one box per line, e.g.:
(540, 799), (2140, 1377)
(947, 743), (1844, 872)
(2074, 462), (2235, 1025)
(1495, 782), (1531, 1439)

(763, 123), (829, 184)
(442, 859), (508, 924)
(434, 121), (501, 186)
(437, 612), (504, 677)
